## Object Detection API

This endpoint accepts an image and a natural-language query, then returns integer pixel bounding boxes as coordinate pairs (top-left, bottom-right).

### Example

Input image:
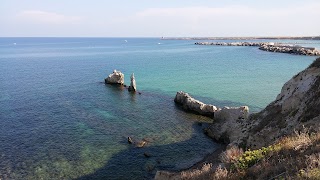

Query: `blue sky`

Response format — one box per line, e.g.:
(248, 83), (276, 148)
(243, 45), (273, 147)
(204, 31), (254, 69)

(1, 0), (319, 37)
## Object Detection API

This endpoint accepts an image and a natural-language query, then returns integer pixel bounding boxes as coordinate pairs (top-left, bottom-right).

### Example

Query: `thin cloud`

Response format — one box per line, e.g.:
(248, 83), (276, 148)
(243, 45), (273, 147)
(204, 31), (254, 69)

(117, 3), (320, 36)
(16, 10), (82, 24)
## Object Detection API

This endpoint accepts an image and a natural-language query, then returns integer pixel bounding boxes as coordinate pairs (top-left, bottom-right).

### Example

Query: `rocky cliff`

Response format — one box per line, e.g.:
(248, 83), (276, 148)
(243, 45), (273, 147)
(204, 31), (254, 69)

(207, 57), (320, 149)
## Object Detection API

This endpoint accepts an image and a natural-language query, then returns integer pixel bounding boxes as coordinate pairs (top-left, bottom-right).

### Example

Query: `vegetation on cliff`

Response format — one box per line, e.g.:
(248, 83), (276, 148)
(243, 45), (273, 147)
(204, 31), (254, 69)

(179, 127), (320, 179)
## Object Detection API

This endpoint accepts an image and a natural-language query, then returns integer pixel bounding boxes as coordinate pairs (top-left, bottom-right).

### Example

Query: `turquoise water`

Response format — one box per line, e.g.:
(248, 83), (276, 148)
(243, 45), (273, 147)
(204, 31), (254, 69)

(0, 38), (317, 179)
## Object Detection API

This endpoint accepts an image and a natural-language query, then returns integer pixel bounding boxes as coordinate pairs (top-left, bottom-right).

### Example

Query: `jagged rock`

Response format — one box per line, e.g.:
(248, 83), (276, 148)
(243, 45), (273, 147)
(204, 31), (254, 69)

(105, 70), (124, 85)
(128, 137), (133, 144)
(244, 57), (320, 148)
(214, 106), (249, 121)
(128, 73), (137, 92)
(206, 57), (320, 149)
(174, 91), (218, 116)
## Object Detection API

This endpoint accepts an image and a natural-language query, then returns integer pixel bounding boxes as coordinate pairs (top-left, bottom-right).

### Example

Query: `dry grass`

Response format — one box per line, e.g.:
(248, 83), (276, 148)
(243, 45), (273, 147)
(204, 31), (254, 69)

(220, 146), (243, 163)
(212, 128), (319, 180)
(281, 126), (312, 151)
(298, 153), (320, 179)
(180, 163), (213, 179)
(212, 166), (229, 180)
(176, 128), (320, 180)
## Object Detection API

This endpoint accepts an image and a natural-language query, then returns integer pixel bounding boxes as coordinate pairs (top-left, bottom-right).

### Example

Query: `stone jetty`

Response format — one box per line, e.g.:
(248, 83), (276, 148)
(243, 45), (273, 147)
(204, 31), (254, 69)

(195, 42), (320, 56)
(259, 44), (320, 56)
(195, 41), (267, 46)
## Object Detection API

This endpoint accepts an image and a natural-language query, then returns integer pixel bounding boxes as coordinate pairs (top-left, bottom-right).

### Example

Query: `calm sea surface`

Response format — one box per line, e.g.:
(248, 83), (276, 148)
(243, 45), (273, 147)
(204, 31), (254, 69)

(0, 38), (318, 179)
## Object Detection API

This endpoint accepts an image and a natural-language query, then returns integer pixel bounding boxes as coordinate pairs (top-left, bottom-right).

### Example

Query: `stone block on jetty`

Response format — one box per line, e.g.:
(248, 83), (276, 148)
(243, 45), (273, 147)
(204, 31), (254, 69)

(105, 70), (125, 85)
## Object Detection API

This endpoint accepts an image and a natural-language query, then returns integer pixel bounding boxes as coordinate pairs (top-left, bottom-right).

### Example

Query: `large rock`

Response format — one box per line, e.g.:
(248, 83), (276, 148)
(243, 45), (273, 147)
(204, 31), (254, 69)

(105, 70), (124, 85)
(174, 91), (250, 145)
(174, 91), (218, 116)
(214, 106), (249, 121)
(244, 57), (320, 148)
(128, 73), (137, 92)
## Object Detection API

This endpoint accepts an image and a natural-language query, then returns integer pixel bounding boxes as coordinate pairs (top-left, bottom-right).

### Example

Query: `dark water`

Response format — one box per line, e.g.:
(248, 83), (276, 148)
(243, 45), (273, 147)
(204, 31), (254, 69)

(0, 37), (316, 179)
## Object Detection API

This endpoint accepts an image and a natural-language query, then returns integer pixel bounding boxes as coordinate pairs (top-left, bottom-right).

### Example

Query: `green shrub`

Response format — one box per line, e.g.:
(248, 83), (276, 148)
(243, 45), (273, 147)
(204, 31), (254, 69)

(235, 145), (281, 170)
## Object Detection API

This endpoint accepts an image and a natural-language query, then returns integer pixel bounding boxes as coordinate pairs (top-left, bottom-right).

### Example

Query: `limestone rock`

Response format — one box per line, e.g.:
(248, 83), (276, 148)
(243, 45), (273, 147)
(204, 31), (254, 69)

(174, 91), (218, 116)
(105, 70), (124, 85)
(206, 57), (320, 149)
(214, 106), (249, 121)
(244, 57), (320, 148)
(128, 73), (137, 92)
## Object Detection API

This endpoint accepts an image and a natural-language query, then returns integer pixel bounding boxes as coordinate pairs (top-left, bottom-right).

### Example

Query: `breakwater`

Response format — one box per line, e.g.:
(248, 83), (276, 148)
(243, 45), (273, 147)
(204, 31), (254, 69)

(195, 42), (320, 56)
(259, 44), (320, 56)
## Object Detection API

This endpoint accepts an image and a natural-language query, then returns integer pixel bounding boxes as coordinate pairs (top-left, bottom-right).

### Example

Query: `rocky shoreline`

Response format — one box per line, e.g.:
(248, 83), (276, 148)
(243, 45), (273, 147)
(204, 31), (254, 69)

(156, 57), (320, 179)
(195, 41), (320, 56)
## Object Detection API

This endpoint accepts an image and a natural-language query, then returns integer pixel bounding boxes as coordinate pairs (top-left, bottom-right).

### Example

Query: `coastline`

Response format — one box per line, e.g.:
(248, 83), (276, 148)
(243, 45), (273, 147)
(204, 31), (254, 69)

(194, 41), (320, 56)
(161, 36), (320, 40)
(156, 57), (320, 179)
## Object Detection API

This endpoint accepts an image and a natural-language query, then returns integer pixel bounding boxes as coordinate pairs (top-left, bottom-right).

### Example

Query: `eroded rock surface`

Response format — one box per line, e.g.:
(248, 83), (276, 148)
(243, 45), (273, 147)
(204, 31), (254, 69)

(174, 91), (218, 117)
(128, 73), (137, 92)
(105, 70), (124, 85)
(208, 57), (320, 149)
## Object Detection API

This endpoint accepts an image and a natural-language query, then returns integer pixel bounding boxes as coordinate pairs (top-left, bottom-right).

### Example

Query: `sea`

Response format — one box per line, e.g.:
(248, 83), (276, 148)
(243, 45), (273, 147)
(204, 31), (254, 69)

(0, 37), (318, 179)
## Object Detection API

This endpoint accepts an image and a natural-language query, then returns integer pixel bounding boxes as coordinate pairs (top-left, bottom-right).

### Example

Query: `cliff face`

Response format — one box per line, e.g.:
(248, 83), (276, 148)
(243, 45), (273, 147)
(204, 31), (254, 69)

(208, 57), (320, 149)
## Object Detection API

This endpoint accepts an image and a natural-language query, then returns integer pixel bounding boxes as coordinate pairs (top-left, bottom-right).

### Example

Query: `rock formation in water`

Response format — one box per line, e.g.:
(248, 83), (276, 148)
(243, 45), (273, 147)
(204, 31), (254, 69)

(174, 91), (218, 117)
(128, 73), (137, 92)
(105, 70), (125, 85)
(174, 91), (249, 120)
(206, 57), (320, 148)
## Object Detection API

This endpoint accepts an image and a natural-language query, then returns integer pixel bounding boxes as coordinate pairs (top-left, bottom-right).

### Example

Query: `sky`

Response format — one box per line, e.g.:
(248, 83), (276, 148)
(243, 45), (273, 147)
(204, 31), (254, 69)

(1, 0), (320, 37)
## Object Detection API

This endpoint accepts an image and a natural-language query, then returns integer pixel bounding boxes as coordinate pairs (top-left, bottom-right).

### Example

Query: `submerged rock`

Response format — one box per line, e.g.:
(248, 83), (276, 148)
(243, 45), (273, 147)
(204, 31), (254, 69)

(128, 73), (137, 92)
(143, 152), (151, 158)
(105, 70), (125, 85)
(136, 140), (147, 148)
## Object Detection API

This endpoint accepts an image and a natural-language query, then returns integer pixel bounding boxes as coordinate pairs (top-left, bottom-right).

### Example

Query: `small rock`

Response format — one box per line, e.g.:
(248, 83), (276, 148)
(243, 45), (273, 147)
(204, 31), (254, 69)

(128, 73), (137, 92)
(144, 152), (151, 157)
(136, 140), (146, 148)
(128, 137), (133, 144)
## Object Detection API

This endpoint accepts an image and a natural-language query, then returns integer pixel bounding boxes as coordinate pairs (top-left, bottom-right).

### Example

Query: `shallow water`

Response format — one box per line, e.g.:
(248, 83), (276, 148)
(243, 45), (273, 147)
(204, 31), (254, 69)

(0, 37), (317, 179)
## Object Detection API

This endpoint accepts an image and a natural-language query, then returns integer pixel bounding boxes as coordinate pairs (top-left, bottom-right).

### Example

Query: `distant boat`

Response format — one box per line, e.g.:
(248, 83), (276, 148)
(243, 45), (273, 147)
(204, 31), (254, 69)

(124, 40), (128, 43)
(13, 43), (17, 45)
(158, 43), (161, 45)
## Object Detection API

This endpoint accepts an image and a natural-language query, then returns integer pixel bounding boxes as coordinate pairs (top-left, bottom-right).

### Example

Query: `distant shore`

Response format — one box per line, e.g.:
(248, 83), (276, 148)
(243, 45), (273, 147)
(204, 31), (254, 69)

(161, 36), (320, 41)
(195, 41), (320, 56)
